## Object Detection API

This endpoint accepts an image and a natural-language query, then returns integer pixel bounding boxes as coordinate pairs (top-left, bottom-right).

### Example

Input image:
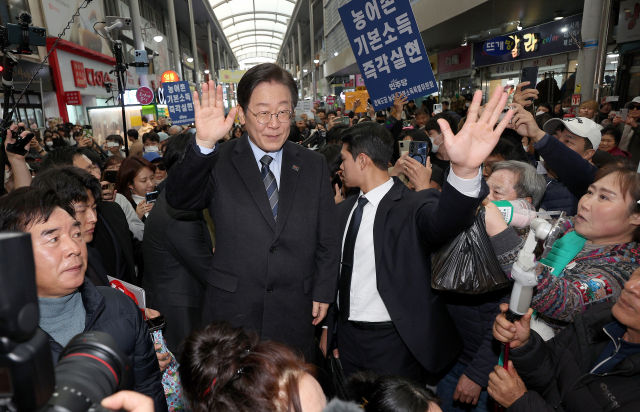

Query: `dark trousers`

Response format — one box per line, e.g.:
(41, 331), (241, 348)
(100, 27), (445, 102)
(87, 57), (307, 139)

(336, 319), (427, 384)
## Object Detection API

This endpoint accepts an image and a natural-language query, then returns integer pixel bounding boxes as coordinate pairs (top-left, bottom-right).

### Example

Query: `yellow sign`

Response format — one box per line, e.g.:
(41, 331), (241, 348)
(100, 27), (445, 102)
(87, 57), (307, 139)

(218, 70), (247, 83)
(130, 116), (142, 127)
(575, 84), (581, 94)
(345, 90), (369, 113)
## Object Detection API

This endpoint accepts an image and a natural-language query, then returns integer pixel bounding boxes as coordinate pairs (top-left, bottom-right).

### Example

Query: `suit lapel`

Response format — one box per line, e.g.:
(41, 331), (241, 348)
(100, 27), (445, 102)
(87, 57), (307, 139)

(231, 136), (276, 231)
(274, 142), (303, 239)
(373, 179), (404, 274)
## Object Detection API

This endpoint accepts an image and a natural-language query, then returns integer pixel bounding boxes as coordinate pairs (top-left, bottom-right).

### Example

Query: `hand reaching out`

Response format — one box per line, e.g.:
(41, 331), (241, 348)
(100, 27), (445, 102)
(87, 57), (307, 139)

(193, 80), (238, 149)
(512, 82), (539, 107)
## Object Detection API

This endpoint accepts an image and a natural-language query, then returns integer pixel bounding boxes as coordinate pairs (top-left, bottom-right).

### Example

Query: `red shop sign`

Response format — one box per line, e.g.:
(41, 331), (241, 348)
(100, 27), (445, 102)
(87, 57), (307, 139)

(65, 91), (82, 105)
(71, 60), (87, 88)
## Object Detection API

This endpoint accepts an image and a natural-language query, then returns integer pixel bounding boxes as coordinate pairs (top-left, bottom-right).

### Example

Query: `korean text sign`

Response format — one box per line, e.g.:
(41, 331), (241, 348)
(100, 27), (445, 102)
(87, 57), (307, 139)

(338, 0), (438, 111)
(163, 81), (195, 126)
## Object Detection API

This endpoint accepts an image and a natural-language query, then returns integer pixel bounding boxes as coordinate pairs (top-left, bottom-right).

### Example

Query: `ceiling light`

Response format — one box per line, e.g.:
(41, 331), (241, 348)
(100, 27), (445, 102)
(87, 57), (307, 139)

(293, 77), (298, 80)
(608, 53), (619, 58)
(313, 59), (319, 64)
(204, 69), (210, 74)
(561, 27), (567, 32)
(611, 61), (619, 64)
(554, 12), (563, 20)
(575, 63), (578, 66)
(303, 69), (308, 73)
(517, 21), (523, 31)
(334, 51), (339, 56)
(461, 38), (467, 46)
(153, 35), (163, 42)
(187, 57), (194, 62)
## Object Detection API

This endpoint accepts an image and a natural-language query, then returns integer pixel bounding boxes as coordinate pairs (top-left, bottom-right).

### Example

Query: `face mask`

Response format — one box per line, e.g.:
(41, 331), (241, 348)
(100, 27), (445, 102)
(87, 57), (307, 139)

(523, 145), (529, 152)
(535, 111), (545, 116)
(465, 102), (470, 108)
(146, 146), (159, 153)
(429, 134), (441, 153)
(4, 169), (10, 184)
(155, 178), (164, 184)
(45, 141), (54, 147)
(107, 142), (120, 147)
(562, 107), (570, 113)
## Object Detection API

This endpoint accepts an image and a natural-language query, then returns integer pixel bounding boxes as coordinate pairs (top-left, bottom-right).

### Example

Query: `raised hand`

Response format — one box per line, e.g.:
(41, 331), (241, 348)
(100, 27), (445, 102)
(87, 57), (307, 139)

(493, 303), (533, 349)
(508, 103), (546, 143)
(440, 86), (513, 179)
(512, 82), (539, 107)
(193, 80), (238, 149)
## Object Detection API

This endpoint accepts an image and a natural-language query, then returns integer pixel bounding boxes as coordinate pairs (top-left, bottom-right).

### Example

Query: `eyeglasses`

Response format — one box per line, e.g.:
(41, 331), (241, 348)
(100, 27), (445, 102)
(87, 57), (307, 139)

(631, 105), (640, 110)
(246, 108), (293, 124)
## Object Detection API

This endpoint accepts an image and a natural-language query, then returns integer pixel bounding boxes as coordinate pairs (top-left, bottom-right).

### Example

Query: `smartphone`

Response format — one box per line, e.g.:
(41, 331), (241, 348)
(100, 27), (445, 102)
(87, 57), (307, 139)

(620, 108), (629, 121)
(408, 141), (429, 166)
(314, 116), (322, 124)
(102, 170), (118, 184)
(145, 315), (165, 332)
(398, 140), (411, 157)
(146, 191), (159, 203)
(83, 125), (93, 130)
(433, 103), (443, 113)
(340, 117), (350, 125)
(402, 120), (412, 127)
(520, 66), (539, 100)
(6, 132), (35, 156)
(331, 173), (342, 190)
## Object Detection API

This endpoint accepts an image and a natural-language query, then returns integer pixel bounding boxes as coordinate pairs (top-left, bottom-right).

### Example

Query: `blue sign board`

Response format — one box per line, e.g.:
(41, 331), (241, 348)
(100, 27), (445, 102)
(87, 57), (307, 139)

(163, 81), (195, 126)
(338, 0), (438, 111)
(483, 36), (515, 56)
(474, 14), (582, 67)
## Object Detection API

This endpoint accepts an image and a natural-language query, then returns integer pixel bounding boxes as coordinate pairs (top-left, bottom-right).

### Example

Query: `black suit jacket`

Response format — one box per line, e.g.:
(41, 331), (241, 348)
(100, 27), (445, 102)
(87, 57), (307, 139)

(141, 191), (212, 355)
(86, 245), (110, 287)
(90, 201), (144, 286)
(326, 177), (489, 373)
(166, 135), (341, 359)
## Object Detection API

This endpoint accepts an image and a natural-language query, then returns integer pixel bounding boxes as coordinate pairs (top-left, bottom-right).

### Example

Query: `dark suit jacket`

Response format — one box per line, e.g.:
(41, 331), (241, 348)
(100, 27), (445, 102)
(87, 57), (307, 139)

(86, 245), (110, 287)
(142, 191), (212, 355)
(90, 201), (144, 286)
(326, 177), (489, 373)
(166, 135), (341, 359)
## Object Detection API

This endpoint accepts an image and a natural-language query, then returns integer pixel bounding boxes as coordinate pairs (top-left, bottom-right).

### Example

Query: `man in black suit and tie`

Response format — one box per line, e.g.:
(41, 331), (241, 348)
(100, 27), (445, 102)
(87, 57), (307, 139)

(165, 64), (341, 360)
(320, 86), (515, 383)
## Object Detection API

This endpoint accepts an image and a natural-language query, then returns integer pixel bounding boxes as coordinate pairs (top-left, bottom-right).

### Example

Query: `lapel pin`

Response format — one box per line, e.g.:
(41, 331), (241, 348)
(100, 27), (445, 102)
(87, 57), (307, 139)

(292, 165), (299, 171)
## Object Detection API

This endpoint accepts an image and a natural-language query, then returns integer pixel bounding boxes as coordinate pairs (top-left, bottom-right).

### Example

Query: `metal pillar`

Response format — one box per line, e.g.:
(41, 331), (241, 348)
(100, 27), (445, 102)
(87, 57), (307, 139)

(128, 0), (148, 86)
(207, 21), (215, 83)
(297, 21), (303, 77)
(309, 1), (316, 100)
(576, 0), (613, 101)
(187, 0), (200, 89)
(594, 0), (613, 103)
(216, 37), (221, 72)
(291, 38), (296, 78)
(167, 0), (182, 78)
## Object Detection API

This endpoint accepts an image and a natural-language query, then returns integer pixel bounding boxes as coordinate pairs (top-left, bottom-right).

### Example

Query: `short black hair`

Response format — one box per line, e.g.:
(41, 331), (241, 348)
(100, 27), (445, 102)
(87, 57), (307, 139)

(142, 131), (160, 144)
(237, 63), (297, 114)
(72, 130), (83, 138)
(326, 124), (348, 145)
(602, 125), (622, 146)
(106, 135), (123, 145)
(376, 111), (386, 118)
(425, 112), (457, 135)
(79, 148), (103, 170)
(442, 101), (449, 105)
(341, 122), (394, 171)
(141, 116), (149, 123)
(327, 111), (337, 117)
(32, 166), (102, 207)
(490, 138), (519, 160)
(127, 129), (139, 139)
(316, 109), (326, 115)
(0, 187), (75, 232)
(162, 132), (192, 171)
(40, 146), (84, 170)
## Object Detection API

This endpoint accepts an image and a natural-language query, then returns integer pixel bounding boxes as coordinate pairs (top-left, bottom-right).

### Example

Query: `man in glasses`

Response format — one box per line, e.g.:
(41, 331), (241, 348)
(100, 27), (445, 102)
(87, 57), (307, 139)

(165, 63), (341, 360)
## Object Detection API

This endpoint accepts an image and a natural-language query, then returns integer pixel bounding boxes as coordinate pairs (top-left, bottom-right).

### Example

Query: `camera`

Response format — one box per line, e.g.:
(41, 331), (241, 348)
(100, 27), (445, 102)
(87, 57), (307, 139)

(408, 141), (429, 166)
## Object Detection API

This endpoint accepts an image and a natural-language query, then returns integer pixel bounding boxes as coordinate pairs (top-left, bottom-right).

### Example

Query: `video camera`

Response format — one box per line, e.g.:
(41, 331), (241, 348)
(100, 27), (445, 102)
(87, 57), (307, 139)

(0, 233), (130, 412)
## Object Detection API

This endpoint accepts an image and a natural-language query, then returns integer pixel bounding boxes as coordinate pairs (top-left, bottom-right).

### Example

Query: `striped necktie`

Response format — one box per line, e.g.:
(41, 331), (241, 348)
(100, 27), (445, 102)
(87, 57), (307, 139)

(260, 155), (278, 221)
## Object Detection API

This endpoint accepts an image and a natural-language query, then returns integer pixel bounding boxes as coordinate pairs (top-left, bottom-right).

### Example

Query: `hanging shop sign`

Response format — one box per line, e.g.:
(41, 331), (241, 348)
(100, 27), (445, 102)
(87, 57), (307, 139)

(161, 70), (180, 83)
(65, 91), (82, 105)
(136, 86), (155, 105)
(475, 14), (582, 67)
(218, 70), (246, 83)
(438, 45), (472, 79)
(338, 0), (438, 110)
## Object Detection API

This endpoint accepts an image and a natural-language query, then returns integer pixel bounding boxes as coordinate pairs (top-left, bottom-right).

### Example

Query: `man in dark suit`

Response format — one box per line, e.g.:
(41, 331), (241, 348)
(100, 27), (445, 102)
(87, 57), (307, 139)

(166, 64), (341, 360)
(142, 132), (212, 356)
(320, 87), (515, 384)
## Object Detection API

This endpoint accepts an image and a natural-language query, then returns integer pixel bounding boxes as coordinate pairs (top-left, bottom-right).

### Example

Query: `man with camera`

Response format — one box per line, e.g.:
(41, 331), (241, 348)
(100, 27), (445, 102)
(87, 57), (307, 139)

(0, 186), (166, 411)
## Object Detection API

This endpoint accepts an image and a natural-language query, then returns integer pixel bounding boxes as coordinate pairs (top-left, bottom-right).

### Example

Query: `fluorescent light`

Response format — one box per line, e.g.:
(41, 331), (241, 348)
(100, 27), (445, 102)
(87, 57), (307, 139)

(554, 11), (563, 20)
(554, 16), (563, 20)
(293, 77), (298, 80)
(153, 35), (163, 43)
(461, 38), (467, 46)
(517, 21), (522, 31)
(561, 27), (567, 32)
(608, 53), (619, 58)
(204, 69), (210, 74)
(611, 61), (619, 64)
(187, 57), (194, 62)
(313, 59), (319, 64)
(334, 51), (339, 56)
(303, 69), (308, 73)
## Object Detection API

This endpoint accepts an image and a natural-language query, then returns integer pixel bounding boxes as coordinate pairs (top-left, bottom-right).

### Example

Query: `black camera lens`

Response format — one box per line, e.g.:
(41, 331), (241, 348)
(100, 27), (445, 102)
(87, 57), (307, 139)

(42, 331), (130, 412)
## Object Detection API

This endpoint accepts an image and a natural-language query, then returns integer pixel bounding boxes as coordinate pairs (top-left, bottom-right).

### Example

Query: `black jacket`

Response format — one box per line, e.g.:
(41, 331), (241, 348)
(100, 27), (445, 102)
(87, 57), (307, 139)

(142, 191), (212, 356)
(90, 201), (144, 286)
(326, 177), (488, 373)
(166, 135), (341, 361)
(86, 245), (110, 287)
(45, 279), (166, 412)
(508, 302), (640, 412)
(539, 176), (579, 216)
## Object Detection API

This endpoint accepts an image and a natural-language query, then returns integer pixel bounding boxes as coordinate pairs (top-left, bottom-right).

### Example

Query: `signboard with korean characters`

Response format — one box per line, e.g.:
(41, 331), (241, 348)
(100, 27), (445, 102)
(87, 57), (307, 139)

(483, 36), (516, 56)
(162, 81), (195, 126)
(338, 0), (438, 111)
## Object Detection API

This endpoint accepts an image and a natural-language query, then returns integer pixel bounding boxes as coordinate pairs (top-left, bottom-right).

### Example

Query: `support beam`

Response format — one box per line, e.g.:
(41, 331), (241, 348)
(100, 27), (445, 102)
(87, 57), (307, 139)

(128, 0), (148, 86)
(167, 0), (182, 78)
(207, 21), (216, 83)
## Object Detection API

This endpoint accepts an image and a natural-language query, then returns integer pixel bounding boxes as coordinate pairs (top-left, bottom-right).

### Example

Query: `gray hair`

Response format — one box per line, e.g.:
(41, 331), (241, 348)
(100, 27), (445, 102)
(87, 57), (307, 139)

(168, 125), (182, 136)
(491, 160), (546, 207)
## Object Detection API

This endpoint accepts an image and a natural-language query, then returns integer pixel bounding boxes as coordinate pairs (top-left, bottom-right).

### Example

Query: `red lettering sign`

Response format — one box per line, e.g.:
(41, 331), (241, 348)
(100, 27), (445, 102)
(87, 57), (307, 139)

(103, 72), (112, 86)
(85, 68), (95, 86)
(71, 61), (87, 88)
(161, 70), (179, 83)
(65, 91), (82, 105)
(95, 71), (103, 87)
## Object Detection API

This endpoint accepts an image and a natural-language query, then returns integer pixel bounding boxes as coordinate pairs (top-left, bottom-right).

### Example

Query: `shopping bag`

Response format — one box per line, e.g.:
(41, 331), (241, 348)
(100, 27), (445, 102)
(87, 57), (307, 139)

(151, 330), (186, 411)
(431, 207), (510, 294)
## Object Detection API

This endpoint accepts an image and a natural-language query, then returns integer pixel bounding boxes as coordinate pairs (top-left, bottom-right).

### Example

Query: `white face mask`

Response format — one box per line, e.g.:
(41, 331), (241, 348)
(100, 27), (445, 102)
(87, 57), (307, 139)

(145, 146), (159, 153)
(535, 111), (545, 116)
(45, 141), (54, 147)
(429, 133), (442, 153)
(465, 102), (470, 108)
(562, 107), (570, 113)
(523, 145), (529, 152)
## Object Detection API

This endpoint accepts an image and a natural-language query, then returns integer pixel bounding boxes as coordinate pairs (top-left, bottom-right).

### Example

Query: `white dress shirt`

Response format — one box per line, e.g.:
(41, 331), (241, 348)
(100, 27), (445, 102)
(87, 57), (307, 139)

(339, 168), (483, 323)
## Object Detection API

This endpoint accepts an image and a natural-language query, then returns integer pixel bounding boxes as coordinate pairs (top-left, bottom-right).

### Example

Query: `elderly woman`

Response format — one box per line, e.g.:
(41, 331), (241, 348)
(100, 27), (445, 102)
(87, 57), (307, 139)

(599, 126), (631, 158)
(486, 163), (640, 331)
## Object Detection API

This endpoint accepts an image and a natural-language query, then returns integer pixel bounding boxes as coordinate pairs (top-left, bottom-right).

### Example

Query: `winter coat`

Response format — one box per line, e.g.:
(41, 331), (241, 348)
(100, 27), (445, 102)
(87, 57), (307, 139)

(507, 302), (640, 412)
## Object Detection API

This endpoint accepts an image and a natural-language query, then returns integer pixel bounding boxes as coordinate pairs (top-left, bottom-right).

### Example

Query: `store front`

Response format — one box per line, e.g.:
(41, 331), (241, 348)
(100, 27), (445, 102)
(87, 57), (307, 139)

(437, 45), (474, 101)
(0, 59), (54, 127)
(475, 14), (583, 106)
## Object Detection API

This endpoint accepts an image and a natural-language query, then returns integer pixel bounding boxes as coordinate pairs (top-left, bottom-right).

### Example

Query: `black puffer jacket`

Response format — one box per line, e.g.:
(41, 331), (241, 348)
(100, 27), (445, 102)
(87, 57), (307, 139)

(45, 279), (166, 412)
(508, 302), (640, 412)
(444, 289), (509, 387)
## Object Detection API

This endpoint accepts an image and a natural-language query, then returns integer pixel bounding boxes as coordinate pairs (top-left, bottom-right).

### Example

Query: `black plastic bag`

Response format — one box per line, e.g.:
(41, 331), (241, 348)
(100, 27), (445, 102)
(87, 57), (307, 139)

(431, 207), (510, 294)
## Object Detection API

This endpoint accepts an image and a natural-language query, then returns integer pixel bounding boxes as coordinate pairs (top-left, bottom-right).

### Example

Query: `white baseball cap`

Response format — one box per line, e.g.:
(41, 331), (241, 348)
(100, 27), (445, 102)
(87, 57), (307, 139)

(543, 117), (601, 150)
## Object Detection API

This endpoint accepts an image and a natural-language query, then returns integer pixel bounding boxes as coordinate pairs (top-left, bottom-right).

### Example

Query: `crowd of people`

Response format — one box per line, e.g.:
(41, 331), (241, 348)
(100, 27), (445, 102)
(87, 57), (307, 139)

(1, 62), (639, 412)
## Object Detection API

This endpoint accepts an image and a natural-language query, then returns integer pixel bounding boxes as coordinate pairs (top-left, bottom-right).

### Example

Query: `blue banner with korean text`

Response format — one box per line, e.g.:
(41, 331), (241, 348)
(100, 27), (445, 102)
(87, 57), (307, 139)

(163, 81), (195, 126)
(338, 0), (438, 111)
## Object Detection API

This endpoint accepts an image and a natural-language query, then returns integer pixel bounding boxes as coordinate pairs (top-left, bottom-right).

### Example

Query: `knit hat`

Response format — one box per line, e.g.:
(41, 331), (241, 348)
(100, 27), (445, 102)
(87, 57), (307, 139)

(542, 117), (601, 149)
(157, 132), (170, 141)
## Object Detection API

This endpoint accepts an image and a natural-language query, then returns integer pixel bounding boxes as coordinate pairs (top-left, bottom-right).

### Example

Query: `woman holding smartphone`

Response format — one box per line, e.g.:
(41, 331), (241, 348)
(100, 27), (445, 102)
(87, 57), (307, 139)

(116, 156), (157, 222)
